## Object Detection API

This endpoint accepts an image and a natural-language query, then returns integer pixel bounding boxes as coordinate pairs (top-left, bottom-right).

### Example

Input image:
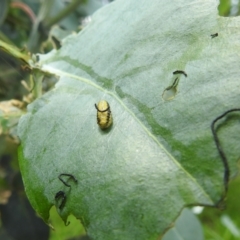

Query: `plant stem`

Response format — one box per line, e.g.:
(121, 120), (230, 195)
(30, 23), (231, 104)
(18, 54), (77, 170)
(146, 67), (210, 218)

(44, 0), (84, 28)
(0, 31), (14, 45)
(32, 69), (44, 99)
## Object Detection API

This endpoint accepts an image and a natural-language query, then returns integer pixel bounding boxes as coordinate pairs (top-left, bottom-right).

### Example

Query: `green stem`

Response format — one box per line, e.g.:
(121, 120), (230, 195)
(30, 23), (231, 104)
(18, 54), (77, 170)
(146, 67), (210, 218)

(44, 0), (84, 28)
(31, 69), (44, 99)
(0, 31), (14, 45)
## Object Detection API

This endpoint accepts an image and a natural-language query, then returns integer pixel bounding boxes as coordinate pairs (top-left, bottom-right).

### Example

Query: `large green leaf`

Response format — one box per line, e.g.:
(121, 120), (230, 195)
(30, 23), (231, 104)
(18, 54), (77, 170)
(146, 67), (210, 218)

(18, 0), (240, 239)
(163, 208), (203, 240)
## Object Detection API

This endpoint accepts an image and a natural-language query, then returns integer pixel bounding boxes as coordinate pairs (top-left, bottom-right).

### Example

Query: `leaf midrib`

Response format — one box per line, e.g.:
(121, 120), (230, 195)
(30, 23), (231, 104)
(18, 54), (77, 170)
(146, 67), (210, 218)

(38, 63), (213, 203)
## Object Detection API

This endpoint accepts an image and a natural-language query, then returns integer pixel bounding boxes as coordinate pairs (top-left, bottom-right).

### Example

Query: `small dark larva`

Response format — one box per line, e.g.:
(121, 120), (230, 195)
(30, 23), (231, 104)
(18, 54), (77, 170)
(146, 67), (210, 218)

(95, 100), (113, 129)
(211, 33), (218, 38)
(55, 173), (77, 210)
(58, 173), (78, 188)
(55, 190), (66, 210)
(173, 70), (187, 77)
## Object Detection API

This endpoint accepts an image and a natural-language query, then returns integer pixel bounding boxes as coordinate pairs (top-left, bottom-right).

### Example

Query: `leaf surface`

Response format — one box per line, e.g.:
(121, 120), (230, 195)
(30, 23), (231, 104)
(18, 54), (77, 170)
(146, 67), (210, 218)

(18, 0), (240, 239)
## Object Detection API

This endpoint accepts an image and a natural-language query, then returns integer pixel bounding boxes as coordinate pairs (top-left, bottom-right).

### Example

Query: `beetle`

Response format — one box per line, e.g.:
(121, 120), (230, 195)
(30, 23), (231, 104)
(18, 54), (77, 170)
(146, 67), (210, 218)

(95, 100), (113, 129)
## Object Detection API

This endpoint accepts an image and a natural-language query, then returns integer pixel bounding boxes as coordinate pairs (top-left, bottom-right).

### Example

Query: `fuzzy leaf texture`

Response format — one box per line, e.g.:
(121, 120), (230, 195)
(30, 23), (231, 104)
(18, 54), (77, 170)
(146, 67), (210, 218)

(18, 0), (240, 239)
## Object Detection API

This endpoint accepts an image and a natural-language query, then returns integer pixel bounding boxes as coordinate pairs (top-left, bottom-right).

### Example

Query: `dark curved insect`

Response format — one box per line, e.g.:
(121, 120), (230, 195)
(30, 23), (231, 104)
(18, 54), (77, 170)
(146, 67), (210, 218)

(211, 33), (218, 38)
(95, 100), (113, 129)
(55, 174), (78, 210)
(58, 173), (78, 188)
(165, 77), (179, 91)
(211, 108), (240, 191)
(173, 70), (187, 77)
(55, 190), (66, 210)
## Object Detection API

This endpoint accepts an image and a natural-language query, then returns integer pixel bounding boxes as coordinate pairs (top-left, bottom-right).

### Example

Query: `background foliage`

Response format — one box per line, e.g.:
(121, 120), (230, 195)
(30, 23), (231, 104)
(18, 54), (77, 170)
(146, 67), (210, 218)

(0, 0), (240, 240)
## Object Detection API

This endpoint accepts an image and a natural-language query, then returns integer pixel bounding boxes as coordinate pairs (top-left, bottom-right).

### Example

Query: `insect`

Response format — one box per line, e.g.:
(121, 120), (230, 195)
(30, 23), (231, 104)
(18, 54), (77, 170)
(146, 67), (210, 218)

(211, 33), (218, 38)
(55, 190), (66, 210)
(211, 108), (240, 191)
(55, 173), (77, 210)
(173, 70), (187, 77)
(58, 173), (78, 188)
(95, 100), (113, 129)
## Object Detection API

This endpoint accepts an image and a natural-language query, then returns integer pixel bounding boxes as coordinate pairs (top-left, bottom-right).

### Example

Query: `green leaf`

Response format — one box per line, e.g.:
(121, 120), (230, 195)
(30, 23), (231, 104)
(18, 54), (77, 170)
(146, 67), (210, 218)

(201, 176), (240, 240)
(18, 0), (240, 239)
(0, 0), (9, 26)
(218, 0), (231, 16)
(49, 206), (86, 240)
(0, 40), (30, 64)
(163, 208), (203, 240)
